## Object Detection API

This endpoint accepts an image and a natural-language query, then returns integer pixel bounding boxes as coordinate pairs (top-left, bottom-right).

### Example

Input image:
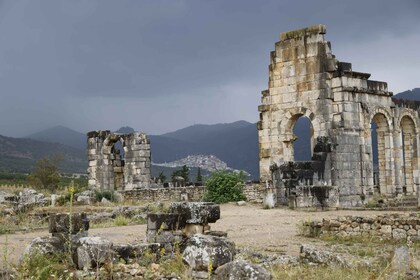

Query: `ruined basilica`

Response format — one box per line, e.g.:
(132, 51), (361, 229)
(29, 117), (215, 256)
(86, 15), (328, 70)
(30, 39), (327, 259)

(258, 24), (420, 207)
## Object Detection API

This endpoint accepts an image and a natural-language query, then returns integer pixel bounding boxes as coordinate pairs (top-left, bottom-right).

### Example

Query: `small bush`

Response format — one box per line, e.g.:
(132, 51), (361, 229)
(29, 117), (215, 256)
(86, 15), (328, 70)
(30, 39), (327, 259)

(114, 215), (129, 226)
(203, 170), (246, 203)
(94, 190), (117, 202)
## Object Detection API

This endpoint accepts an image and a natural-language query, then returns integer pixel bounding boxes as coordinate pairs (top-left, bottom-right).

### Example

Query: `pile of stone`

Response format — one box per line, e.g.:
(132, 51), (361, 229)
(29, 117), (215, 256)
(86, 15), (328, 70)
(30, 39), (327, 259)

(0, 188), (50, 215)
(21, 202), (272, 279)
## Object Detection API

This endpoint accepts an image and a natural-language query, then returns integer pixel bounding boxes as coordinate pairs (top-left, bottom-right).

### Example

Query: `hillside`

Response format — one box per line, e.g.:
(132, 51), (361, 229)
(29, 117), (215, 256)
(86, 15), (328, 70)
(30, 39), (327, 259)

(150, 121), (259, 179)
(0, 134), (86, 173)
(392, 88), (420, 101)
(26, 125), (86, 150)
(392, 88), (420, 110)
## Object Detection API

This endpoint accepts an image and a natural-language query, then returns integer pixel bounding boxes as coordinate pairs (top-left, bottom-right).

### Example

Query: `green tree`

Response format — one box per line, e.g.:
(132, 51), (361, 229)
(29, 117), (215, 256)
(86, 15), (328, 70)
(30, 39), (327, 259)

(203, 170), (246, 203)
(158, 171), (166, 183)
(171, 165), (190, 182)
(27, 155), (63, 192)
(196, 167), (203, 184)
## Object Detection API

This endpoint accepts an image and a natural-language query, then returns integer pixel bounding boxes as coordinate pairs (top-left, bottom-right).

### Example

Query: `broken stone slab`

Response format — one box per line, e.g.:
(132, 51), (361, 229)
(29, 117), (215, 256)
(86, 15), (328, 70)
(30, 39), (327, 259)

(114, 243), (161, 263)
(300, 244), (352, 267)
(391, 246), (409, 276)
(76, 195), (92, 205)
(147, 213), (186, 231)
(169, 202), (220, 224)
(21, 236), (65, 263)
(49, 213), (89, 234)
(182, 234), (235, 272)
(236, 201), (247, 206)
(0, 191), (18, 204)
(213, 260), (272, 280)
(75, 236), (113, 270)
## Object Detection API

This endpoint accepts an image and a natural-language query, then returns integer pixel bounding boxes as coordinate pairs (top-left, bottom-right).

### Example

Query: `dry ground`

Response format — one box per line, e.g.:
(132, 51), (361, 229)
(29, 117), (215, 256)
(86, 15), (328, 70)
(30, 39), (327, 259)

(1, 203), (404, 265)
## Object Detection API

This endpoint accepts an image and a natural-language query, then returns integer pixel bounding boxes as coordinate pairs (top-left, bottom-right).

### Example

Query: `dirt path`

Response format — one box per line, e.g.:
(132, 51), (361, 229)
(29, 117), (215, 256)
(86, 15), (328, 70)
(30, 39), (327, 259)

(1, 204), (404, 265)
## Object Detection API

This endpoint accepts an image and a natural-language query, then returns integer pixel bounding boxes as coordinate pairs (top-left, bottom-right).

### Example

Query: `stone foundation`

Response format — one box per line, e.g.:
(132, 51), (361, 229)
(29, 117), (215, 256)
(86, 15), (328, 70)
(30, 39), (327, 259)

(304, 213), (420, 242)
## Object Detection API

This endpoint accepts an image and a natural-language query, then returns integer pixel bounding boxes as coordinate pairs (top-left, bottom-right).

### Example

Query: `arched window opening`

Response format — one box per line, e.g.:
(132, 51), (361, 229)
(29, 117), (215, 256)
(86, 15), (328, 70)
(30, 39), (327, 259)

(400, 116), (416, 192)
(371, 121), (379, 187)
(111, 139), (125, 190)
(293, 116), (314, 161)
(371, 113), (388, 194)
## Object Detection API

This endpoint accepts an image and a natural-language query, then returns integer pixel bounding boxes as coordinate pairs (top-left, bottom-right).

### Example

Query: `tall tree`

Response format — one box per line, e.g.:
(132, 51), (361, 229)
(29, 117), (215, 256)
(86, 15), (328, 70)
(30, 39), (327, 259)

(196, 167), (202, 184)
(27, 155), (63, 192)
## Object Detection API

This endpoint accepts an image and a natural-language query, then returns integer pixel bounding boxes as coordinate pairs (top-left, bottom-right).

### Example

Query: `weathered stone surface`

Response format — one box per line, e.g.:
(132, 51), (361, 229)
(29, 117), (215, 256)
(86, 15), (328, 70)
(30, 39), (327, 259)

(22, 236), (65, 260)
(182, 234), (235, 272)
(391, 246), (409, 275)
(49, 213), (89, 234)
(305, 214), (420, 242)
(114, 243), (161, 262)
(392, 228), (407, 240)
(147, 213), (186, 231)
(258, 24), (420, 208)
(75, 237), (113, 269)
(87, 130), (151, 191)
(214, 260), (272, 280)
(236, 200), (247, 206)
(169, 202), (220, 224)
(300, 244), (350, 267)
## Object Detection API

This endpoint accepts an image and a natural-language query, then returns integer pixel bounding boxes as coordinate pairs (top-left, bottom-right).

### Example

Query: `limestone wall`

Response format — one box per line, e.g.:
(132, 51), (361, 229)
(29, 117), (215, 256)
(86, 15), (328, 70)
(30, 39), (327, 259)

(118, 186), (206, 202)
(87, 130), (151, 191)
(258, 24), (420, 208)
(118, 184), (269, 204)
(304, 214), (420, 242)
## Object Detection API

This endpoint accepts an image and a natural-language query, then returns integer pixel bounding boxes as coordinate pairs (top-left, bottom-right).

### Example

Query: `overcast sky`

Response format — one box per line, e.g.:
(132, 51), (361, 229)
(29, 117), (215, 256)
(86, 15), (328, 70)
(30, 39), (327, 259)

(0, 0), (419, 137)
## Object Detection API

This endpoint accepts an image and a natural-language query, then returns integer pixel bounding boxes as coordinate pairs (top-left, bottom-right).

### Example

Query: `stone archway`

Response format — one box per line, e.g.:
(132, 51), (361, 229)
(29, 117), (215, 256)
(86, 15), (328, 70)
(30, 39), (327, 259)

(400, 115), (418, 193)
(370, 112), (393, 194)
(103, 135), (126, 191)
(278, 108), (319, 162)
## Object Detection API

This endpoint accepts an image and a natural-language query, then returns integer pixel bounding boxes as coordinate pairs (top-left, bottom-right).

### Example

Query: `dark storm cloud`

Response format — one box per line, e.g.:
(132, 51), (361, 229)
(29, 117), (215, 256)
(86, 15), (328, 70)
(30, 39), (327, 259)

(0, 0), (419, 136)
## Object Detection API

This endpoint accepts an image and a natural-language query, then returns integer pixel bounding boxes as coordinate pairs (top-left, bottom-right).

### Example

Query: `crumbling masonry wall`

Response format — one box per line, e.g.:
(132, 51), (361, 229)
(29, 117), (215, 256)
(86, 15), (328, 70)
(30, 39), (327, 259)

(258, 24), (420, 207)
(87, 130), (151, 191)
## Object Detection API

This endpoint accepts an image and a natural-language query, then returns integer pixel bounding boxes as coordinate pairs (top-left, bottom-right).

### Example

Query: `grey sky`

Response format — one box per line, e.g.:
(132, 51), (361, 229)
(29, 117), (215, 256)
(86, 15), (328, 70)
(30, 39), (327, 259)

(0, 0), (419, 137)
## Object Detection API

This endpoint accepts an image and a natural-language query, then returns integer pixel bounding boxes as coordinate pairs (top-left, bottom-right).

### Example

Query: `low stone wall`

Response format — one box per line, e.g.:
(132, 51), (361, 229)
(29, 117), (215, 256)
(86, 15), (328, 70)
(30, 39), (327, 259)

(118, 183), (270, 204)
(243, 183), (269, 203)
(304, 213), (420, 242)
(118, 186), (206, 202)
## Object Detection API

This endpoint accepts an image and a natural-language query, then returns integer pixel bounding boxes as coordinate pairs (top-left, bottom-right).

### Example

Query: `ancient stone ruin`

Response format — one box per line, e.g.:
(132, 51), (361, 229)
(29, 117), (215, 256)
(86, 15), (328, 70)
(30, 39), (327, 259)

(87, 130), (151, 190)
(258, 24), (420, 207)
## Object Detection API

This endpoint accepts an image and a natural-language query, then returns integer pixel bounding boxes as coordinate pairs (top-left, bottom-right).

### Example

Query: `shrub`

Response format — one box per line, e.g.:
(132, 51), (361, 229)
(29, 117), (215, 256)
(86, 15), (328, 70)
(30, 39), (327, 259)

(203, 171), (246, 203)
(94, 190), (117, 202)
(114, 215), (129, 226)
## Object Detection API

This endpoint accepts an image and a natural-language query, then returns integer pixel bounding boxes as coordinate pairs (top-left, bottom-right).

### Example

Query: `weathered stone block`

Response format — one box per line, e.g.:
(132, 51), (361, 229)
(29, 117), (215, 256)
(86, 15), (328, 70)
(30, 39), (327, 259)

(49, 213), (89, 234)
(75, 237), (113, 270)
(182, 234), (235, 272)
(147, 213), (186, 231)
(214, 260), (272, 280)
(169, 202), (220, 224)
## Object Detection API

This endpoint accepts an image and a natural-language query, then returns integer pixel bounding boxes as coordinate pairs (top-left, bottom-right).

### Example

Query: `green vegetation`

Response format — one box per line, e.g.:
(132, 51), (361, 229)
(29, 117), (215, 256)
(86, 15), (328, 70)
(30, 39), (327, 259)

(196, 167), (202, 184)
(114, 215), (129, 226)
(26, 155), (63, 192)
(157, 171), (166, 183)
(203, 170), (246, 203)
(270, 264), (392, 280)
(171, 165), (190, 183)
(94, 190), (117, 203)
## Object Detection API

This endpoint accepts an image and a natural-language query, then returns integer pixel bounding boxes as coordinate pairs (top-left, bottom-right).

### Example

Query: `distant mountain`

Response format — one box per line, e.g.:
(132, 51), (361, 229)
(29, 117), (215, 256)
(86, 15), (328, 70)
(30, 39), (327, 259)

(115, 126), (135, 134)
(0, 134), (86, 173)
(393, 88), (420, 101)
(150, 121), (259, 179)
(18, 120), (312, 179)
(26, 125), (86, 150)
(392, 88), (420, 110)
